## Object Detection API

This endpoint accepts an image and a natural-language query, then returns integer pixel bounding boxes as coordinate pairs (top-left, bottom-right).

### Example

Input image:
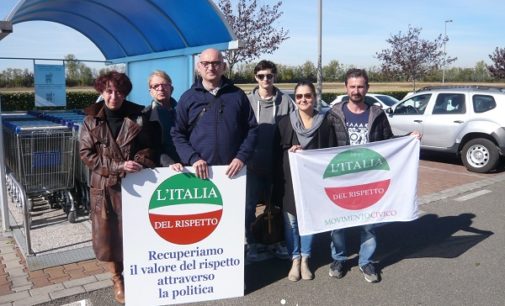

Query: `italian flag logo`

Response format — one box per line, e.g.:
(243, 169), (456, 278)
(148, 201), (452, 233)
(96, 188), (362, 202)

(148, 173), (223, 245)
(323, 148), (390, 210)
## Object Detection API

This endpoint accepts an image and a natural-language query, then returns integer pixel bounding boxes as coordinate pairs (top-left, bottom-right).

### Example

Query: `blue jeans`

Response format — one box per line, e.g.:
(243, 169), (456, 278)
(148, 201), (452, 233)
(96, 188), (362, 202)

(245, 171), (272, 244)
(284, 211), (313, 259)
(330, 224), (377, 267)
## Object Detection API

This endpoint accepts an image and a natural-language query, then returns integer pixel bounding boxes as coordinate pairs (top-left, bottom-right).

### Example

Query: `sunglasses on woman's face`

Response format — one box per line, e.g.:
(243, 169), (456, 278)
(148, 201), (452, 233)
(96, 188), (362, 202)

(256, 73), (274, 81)
(295, 93), (313, 100)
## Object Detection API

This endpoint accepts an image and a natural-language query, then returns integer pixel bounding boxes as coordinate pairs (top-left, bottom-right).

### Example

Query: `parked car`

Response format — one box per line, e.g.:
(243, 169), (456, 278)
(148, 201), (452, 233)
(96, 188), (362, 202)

(330, 93), (400, 109)
(282, 89), (331, 113)
(386, 85), (505, 173)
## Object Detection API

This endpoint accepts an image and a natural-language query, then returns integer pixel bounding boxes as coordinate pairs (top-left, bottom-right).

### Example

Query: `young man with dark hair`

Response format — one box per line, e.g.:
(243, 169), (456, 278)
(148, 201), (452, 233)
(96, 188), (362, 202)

(327, 68), (420, 283)
(245, 60), (295, 261)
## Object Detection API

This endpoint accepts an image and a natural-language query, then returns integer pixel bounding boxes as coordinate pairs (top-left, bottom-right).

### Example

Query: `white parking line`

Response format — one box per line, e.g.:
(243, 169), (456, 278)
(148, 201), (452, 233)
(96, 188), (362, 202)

(454, 190), (492, 202)
(62, 299), (91, 306)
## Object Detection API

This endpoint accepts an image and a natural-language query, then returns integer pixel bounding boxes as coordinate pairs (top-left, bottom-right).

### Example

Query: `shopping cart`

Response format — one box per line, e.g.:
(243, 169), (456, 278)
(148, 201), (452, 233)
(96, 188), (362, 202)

(38, 111), (89, 220)
(2, 117), (76, 229)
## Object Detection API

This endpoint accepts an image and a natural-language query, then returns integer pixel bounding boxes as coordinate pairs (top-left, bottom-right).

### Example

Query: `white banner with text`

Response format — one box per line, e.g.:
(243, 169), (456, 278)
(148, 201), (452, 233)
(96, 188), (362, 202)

(122, 167), (245, 305)
(289, 136), (420, 235)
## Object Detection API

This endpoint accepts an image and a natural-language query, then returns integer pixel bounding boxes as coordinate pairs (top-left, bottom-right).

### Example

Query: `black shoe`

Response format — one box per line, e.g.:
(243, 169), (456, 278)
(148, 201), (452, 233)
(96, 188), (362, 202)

(329, 260), (345, 279)
(359, 263), (379, 283)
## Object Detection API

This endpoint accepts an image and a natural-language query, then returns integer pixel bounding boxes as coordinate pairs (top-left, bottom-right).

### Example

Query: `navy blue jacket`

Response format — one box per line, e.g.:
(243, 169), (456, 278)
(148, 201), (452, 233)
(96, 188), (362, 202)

(171, 77), (258, 166)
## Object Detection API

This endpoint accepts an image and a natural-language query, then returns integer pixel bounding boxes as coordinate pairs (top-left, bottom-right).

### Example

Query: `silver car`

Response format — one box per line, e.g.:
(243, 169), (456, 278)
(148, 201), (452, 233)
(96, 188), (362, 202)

(386, 86), (505, 173)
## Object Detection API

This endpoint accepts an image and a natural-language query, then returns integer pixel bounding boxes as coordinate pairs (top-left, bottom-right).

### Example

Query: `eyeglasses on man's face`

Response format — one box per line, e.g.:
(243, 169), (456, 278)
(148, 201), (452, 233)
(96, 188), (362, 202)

(295, 93), (313, 100)
(200, 61), (223, 69)
(256, 73), (274, 81)
(150, 83), (171, 91)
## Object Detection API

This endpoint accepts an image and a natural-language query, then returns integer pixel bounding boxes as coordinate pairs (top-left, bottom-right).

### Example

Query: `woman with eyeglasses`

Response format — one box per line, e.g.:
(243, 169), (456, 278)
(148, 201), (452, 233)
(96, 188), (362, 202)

(80, 71), (160, 304)
(272, 80), (336, 282)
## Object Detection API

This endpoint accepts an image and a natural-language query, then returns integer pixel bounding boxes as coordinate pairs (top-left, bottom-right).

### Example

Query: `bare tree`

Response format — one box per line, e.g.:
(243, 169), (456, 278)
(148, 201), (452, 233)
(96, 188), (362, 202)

(488, 47), (505, 80)
(217, 0), (289, 77)
(376, 25), (456, 89)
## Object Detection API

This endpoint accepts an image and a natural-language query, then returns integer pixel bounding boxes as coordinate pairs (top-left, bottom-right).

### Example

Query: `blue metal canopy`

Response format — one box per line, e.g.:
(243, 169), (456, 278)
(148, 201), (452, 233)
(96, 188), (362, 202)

(5, 0), (237, 61)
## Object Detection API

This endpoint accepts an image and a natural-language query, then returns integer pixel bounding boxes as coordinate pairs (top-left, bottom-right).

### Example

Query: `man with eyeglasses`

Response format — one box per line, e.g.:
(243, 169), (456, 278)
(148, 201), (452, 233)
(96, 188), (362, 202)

(172, 48), (258, 180)
(245, 60), (295, 262)
(144, 70), (180, 167)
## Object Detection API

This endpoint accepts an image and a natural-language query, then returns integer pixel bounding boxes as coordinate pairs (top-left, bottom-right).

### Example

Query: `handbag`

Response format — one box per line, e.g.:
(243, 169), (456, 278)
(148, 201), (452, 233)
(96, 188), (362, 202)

(251, 201), (284, 245)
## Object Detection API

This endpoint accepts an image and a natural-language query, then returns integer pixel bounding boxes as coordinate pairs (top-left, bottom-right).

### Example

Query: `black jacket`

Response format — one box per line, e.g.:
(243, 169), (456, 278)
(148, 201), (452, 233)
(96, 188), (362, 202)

(326, 101), (394, 144)
(272, 113), (337, 215)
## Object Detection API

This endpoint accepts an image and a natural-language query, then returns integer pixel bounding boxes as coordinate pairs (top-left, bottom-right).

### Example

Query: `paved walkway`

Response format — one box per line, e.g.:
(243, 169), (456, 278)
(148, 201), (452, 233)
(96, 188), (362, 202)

(0, 233), (111, 306)
(1, 161), (505, 305)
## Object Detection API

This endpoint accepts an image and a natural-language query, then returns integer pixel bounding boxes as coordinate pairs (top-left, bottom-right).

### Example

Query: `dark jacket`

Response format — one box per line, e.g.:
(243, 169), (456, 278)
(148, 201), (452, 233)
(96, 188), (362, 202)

(327, 101), (394, 144)
(272, 113), (337, 216)
(171, 77), (258, 166)
(79, 100), (159, 261)
(143, 97), (180, 166)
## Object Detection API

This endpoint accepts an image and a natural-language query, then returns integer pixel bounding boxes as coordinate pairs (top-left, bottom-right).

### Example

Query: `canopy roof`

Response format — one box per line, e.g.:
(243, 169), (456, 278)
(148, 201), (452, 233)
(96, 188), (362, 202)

(5, 0), (236, 61)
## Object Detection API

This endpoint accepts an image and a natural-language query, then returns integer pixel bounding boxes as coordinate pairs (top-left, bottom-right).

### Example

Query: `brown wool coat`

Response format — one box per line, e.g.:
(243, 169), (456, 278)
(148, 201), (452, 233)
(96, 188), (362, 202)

(80, 101), (159, 261)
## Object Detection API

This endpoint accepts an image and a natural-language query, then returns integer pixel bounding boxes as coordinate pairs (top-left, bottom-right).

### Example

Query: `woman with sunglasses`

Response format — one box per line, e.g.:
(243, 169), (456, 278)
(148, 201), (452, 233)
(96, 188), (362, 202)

(272, 80), (336, 281)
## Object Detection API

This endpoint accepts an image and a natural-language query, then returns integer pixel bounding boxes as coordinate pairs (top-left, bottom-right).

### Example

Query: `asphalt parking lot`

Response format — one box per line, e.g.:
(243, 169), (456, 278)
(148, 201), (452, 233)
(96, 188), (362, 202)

(24, 152), (505, 306)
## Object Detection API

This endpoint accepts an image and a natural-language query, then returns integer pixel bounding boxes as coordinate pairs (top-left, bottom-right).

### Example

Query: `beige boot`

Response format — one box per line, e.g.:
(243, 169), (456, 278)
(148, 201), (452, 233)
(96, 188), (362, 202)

(301, 256), (313, 280)
(106, 261), (125, 304)
(288, 258), (301, 282)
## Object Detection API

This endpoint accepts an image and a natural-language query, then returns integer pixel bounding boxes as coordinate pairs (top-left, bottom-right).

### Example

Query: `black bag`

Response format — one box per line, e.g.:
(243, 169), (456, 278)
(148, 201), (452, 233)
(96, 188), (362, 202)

(251, 203), (284, 245)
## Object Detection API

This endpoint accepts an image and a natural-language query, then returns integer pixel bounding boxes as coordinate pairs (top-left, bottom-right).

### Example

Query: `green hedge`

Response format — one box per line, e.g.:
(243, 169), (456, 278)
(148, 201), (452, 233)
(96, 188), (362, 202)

(0, 92), (97, 111)
(1, 90), (412, 111)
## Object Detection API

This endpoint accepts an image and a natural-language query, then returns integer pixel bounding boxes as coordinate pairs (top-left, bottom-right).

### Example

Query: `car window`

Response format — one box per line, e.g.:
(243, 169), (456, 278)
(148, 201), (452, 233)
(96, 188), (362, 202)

(473, 95), (496, 113)
(375, 95), (399, 107)
(394, 94), (431, 115)
(432, 93), (466, 114)
(364, 96), (379, 106)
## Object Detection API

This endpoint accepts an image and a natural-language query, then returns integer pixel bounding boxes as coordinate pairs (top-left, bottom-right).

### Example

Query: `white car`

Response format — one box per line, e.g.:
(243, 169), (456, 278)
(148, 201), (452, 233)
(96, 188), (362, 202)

(386, 85), (505, 173)
(330, 94), (400, 109)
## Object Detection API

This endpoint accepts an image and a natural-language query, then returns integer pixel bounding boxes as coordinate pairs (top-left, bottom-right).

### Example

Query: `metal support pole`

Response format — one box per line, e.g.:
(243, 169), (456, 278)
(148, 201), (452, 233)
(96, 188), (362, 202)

(316, 0), (323, 109)
(0, 96), (10, 232)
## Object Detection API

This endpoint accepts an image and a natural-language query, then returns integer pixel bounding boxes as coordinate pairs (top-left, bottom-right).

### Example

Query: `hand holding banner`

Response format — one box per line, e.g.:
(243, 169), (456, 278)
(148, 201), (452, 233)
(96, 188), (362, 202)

(289, 136), (420, 235)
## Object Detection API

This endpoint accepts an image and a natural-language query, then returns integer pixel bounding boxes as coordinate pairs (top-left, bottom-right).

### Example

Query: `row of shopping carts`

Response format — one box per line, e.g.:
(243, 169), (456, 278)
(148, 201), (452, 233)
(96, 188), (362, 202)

(2, 110), (89, 230)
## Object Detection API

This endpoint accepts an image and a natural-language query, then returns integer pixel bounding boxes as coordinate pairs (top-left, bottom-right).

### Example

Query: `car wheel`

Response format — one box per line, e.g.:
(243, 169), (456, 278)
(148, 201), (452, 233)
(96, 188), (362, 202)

(461, 138), (500, 173)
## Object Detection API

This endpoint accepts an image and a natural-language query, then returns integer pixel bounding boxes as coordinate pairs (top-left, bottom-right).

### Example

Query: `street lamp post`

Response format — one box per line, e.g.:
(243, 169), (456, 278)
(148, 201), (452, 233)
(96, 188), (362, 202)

(316, 0), (323, 108)
(442, 19), (453, 83)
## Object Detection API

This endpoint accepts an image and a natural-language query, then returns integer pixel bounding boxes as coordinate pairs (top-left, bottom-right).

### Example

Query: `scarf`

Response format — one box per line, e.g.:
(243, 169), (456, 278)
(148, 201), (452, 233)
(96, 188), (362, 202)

(289, 109), (325, 149)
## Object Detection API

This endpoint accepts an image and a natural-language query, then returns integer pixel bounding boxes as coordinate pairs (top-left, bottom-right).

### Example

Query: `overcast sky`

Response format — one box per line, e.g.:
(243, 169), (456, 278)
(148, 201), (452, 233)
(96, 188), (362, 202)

(1, 0), (504, 71)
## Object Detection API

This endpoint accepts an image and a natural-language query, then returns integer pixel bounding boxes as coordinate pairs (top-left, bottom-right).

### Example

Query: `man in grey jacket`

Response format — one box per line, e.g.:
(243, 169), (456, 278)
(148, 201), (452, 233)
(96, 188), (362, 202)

(327, 68), (421, 283)
(144, 70), (180, 166)
(245, 60), (295, 261)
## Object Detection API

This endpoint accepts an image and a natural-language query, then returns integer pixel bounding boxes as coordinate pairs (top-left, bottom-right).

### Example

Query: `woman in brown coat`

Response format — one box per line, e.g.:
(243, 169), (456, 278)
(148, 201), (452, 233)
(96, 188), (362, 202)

(80, 71), (159, 304)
